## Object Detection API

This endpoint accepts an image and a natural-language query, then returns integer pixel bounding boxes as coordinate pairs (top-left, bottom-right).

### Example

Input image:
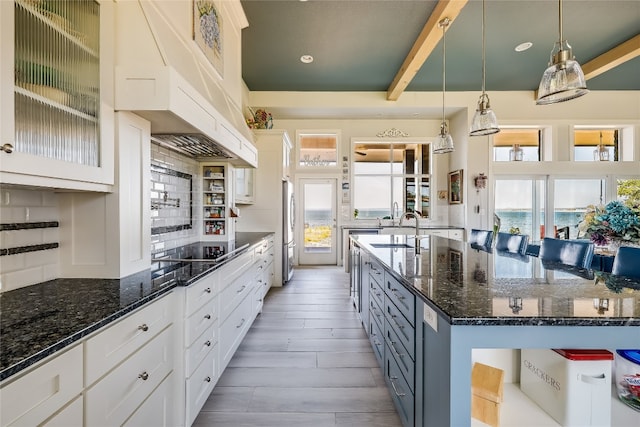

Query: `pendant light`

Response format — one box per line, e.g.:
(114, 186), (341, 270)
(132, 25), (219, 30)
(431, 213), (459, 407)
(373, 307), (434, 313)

(536, 0), (588, 105)
(509, 144), (524, 161)
(593, 131), (610, 161)
(469, 0), (499, 136)
(433, 18), (454, 154)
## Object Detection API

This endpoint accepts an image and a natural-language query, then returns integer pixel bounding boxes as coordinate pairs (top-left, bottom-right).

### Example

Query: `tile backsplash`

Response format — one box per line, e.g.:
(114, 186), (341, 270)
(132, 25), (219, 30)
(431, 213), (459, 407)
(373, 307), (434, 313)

(0, 189), (60, 292)
(150, 143), (199, 255)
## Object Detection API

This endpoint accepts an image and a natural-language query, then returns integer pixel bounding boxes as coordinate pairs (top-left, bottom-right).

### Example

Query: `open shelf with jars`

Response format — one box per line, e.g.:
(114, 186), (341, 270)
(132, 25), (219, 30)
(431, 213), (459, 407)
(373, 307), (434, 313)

(202, 163), (232, 239)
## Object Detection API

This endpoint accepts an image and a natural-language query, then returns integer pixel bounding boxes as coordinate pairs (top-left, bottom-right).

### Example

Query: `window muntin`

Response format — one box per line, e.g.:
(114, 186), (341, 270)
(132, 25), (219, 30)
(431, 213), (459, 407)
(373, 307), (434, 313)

(352, 142), (430, 219)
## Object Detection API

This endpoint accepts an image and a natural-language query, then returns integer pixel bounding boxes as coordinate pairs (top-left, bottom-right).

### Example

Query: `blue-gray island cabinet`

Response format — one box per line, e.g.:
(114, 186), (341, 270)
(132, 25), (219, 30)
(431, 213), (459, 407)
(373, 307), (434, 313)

(351, 234), (640, 427)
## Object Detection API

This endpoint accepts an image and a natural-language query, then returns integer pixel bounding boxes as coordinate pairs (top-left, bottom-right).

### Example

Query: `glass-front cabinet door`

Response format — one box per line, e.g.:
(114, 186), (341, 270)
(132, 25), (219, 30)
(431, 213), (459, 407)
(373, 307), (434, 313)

(0, 0), (114, 190)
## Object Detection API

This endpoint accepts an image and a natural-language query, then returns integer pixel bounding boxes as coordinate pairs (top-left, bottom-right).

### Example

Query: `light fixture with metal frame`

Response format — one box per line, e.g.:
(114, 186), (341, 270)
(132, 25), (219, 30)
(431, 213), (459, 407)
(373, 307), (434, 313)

(593, 131), (610, 161)
(469, 0), (499, 136)
(536, 0), (588, 105)
(433, 18), (454, 154)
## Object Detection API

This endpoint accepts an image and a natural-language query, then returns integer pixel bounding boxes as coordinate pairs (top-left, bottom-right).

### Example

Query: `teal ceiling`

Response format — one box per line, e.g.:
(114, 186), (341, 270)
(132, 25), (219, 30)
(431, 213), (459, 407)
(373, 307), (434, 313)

(241, 0), (640, 93)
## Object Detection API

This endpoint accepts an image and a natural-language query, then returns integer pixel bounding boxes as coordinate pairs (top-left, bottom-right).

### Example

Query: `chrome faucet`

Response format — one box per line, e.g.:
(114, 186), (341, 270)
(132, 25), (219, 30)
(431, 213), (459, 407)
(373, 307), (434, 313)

(392, 202), (399, 225)
(400, 211), (422, 254)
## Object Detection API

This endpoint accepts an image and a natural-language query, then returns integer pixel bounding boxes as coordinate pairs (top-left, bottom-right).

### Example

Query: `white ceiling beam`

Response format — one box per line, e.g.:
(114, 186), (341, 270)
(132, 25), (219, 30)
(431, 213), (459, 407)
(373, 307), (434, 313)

(386, 0), (469, 101)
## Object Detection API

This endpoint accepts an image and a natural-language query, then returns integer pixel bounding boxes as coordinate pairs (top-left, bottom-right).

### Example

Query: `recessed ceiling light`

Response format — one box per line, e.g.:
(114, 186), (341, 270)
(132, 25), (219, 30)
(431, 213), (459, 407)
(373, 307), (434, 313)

(515, 42), (533, 52)
(300, 55), (314, 64)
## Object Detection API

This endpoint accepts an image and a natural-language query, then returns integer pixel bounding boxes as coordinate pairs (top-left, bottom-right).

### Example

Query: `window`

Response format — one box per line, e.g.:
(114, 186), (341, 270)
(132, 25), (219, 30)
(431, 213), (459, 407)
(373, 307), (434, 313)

(493, 129), (541, 162)
(352, 142), (430, 219)
(298, 132), (338, 167)
(617, 178), (640, 207)
(574, 129), (619, 161)
(494, 179), (545, 239)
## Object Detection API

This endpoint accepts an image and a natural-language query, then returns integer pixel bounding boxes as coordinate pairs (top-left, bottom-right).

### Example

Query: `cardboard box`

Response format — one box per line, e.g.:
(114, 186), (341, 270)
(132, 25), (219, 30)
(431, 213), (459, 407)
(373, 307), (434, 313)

(520, 349), (613, 427)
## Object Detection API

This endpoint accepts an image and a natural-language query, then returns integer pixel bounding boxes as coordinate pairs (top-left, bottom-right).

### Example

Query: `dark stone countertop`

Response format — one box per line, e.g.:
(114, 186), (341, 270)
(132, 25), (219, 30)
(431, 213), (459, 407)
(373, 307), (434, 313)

(353, 234), (640, 327)
(0, 232), (273, 382)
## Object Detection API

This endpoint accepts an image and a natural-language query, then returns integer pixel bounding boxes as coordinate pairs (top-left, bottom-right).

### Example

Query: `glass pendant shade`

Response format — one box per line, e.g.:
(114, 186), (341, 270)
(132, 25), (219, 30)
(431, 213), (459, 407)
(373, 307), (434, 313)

(509, 144), (524, 161)
(469, 0), (500, 136)
(470, 94), (500, 136)
(434, 18), (453, 154)
(433, 122), (454, 154)
(593, 132), (610, 161)
(536, 1), (588, 105)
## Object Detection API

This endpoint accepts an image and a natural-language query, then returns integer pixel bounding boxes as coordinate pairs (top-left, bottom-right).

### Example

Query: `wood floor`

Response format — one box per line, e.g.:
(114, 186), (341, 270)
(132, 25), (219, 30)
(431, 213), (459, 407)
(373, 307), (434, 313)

(193, 266), (402, 427)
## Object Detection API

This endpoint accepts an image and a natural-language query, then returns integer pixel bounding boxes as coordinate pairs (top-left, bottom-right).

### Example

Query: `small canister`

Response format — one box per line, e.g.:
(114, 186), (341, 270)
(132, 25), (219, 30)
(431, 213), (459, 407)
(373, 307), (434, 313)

(615, 349), (640, 412)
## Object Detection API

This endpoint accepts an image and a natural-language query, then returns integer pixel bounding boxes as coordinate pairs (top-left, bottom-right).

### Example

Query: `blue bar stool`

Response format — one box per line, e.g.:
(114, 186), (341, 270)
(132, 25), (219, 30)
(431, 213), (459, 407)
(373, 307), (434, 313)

(611, 246), (640, 278)
(539, 237), (595, 269)
(495, 232), (529, 255)
(469, 229), (494, 247)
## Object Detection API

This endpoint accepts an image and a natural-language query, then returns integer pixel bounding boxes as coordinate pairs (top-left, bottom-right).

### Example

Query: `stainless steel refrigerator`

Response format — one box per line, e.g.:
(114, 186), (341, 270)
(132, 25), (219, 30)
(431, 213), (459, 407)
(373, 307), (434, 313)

(282, 180), (295, 283)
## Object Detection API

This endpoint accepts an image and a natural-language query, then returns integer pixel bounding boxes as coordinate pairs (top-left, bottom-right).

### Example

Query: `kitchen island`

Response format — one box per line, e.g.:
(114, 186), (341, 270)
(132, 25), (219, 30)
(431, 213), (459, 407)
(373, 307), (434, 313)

(352, 234), (639, 427)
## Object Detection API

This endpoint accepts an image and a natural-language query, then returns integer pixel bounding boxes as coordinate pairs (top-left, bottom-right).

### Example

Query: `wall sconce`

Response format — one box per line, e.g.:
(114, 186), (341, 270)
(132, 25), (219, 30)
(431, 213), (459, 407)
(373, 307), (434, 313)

(509, 296), (523, 314)
(474, 173), (488, 191)
(593, 298), (609, 315)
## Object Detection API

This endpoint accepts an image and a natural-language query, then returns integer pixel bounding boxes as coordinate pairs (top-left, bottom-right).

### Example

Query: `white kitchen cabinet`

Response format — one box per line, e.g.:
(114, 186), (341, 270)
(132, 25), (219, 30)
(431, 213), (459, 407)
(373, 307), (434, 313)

(0, 345), (83, 427)
(84, 290), (173, 385)
(85, 325), (174, 426)
(43, 396), (83, 427)
(0, 0), (115, 191)
(234, 166), (255, 204)
(123, 373), (174, 427)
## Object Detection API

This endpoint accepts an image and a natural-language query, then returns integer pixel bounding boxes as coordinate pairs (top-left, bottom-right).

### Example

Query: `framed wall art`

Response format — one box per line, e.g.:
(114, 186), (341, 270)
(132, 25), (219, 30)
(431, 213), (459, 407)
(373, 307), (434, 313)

(193, 0), (223, 77)
(448, 169), (463, 204)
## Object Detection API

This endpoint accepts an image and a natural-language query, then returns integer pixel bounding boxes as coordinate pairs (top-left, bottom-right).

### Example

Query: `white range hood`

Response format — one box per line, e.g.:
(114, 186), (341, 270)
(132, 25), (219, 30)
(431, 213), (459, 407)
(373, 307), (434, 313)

(114, 0), (257, 167)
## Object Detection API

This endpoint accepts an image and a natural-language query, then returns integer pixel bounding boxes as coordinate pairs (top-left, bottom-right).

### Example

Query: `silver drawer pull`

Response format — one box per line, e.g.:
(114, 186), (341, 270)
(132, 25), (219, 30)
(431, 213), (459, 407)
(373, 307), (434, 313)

(373, 340), (382, 347)
(237, 285), (246, 293)
(138, 324), (149, 332)
(390, 380), (406, 397)
(138, 372), (149, 381)
(204, 314), (211, 320)
(236, 318), (246, 328)
(392, 289), (405, 300)
(204, 287), (212, 294)
(205, 376), (211, 383)
(205, 340), (211, 347)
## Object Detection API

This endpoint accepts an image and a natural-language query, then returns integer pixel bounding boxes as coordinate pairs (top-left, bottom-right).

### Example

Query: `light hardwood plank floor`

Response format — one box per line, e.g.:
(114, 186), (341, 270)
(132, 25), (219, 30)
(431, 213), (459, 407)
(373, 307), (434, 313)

(193, 266), (402, 427)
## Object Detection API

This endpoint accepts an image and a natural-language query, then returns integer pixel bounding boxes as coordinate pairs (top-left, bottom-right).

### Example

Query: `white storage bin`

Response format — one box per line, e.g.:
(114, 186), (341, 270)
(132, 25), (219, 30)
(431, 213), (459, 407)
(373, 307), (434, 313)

(520, 349), (613, 427)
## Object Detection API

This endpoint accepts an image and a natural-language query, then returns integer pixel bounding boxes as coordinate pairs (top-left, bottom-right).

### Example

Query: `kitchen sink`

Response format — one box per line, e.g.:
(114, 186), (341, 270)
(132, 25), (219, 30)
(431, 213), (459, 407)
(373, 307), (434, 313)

(370, 243), (412, 248)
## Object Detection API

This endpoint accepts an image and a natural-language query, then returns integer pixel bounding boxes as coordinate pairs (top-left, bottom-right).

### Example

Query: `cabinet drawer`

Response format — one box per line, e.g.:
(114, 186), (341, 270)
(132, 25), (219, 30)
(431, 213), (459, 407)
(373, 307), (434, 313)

(449, 229), (463, 240)
(369, 259), (384, 287)
(85, 293), (173, 385)
(185, 322), (217, 378)
(385, 319), (415, 393)
(43, 396), (83, 427)
(85, 325), (174, 427)
(185, 274), (217, 317)
(0, 345), (83, 427)
(123, 372), (175, 427)
(369, 298), (384, 333)
(220, 295), (253, 369)
(220, 269), (254, 322)
(385, 343), (415, 427)
(186, 347), (216, 427)
(384, 273), (415, 326)
(185, 296), (218, 347)
(384, 299), (415, 361)
(369, 275), (384, 309)
(368, 316), (384, 369)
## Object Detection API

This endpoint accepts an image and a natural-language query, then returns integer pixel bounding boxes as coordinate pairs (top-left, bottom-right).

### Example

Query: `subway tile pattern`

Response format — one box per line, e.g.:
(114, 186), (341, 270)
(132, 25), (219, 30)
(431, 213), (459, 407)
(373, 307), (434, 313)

(150, 143), (200, 254)
(0, 188), (60, 292)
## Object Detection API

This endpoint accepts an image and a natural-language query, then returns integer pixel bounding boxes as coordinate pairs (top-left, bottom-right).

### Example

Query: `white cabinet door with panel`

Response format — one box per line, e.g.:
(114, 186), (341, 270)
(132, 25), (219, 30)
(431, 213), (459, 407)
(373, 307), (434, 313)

(0, 0), (115, 191)
(0, 345), (83, 427)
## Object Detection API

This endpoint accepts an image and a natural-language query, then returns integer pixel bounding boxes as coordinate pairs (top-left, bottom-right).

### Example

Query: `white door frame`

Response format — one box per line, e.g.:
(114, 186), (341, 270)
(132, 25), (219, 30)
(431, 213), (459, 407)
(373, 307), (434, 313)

(296, 176), (338, 265)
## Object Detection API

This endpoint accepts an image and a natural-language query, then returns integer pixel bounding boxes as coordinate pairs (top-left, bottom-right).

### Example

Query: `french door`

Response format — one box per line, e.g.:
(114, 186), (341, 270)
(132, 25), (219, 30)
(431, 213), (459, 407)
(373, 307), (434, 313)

(297, 178), (338, 265)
